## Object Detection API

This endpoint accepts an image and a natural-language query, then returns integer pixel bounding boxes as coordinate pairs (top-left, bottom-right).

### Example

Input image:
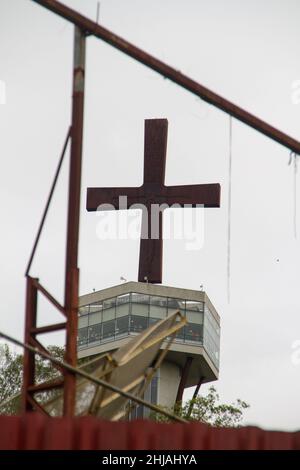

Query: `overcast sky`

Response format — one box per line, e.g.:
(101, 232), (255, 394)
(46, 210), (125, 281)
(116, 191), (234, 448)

(1, 0), (300, 430)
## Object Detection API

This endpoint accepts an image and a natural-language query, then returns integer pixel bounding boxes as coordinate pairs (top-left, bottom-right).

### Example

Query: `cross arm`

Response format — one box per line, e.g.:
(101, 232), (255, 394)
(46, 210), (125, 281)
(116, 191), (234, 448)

(87, 187), (146, 211)
(160, 183), (220, 208)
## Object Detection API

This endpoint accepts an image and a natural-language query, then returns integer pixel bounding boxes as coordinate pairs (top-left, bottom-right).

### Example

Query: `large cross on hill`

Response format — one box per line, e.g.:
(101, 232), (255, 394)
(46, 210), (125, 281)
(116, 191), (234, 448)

(87, 119), (221, 283)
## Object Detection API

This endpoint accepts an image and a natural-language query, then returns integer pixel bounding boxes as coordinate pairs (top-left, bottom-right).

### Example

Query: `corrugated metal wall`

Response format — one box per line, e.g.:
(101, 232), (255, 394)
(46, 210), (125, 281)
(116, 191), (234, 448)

(0, 414), (299, 450)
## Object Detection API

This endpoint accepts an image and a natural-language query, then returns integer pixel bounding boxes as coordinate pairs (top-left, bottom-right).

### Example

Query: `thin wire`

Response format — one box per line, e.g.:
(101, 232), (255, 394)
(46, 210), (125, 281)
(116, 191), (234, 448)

(289, 151), (298, 239)
(294, 154), (298, 239)
(0, 330), (187, 423)
(227, 116), (232, 303)
(96, 2), (100, 23)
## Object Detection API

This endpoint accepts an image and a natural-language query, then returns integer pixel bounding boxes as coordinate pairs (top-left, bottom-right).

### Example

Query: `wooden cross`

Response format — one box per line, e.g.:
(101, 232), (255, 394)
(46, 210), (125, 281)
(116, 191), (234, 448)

(87, 119), (221, 283)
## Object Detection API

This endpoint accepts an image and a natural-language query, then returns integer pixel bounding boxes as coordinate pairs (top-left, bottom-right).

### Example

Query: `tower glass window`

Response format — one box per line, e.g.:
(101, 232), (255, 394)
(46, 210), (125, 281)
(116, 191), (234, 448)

(78, 290), (220, 371)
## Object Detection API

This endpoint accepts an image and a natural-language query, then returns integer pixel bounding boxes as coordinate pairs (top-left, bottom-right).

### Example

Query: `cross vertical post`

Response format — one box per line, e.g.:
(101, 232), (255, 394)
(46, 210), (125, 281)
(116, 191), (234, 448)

(139, 119), (168, 282)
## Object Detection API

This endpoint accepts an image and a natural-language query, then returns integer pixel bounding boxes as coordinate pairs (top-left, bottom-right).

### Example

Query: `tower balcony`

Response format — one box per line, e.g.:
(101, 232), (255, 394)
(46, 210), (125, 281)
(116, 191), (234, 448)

(77, 282), (220, 388)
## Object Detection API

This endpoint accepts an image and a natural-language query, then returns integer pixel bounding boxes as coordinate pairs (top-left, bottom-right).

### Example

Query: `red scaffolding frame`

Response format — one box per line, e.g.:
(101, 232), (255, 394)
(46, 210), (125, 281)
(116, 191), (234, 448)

(22, 0), (300, 417)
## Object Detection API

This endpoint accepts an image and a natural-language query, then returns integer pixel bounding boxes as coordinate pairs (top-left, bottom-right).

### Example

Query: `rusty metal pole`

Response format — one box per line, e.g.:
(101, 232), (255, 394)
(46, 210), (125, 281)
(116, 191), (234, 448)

(63, 25), (86, 416)
(22, 276), (38, 412)
(32, 0), (300, 155)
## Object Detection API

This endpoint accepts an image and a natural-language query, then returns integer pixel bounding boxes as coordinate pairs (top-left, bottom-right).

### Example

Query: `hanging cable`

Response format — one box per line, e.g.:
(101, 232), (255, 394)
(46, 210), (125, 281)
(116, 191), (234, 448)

(294, 154), (298, 239)
(227, 116), (233, 303)
(289, 151), (298, 239)
(96, 2), (100, 23)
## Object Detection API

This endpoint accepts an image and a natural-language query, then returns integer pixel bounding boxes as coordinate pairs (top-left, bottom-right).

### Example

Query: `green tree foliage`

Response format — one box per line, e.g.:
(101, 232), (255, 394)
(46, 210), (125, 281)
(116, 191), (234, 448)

(0, 343), (64, 415)
(1, 343), (249, 426)
(152, 386), (249, 427)
(0, 344), (23, 414)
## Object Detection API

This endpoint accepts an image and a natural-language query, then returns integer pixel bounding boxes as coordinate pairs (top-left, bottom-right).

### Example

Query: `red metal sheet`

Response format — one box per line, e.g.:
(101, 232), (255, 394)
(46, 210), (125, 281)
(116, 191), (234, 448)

(0, 415), (299, 450)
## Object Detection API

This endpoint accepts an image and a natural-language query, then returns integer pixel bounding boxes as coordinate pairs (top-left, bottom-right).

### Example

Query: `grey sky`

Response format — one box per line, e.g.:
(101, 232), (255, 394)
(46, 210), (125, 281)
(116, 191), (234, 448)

(1, 0), (300, 430)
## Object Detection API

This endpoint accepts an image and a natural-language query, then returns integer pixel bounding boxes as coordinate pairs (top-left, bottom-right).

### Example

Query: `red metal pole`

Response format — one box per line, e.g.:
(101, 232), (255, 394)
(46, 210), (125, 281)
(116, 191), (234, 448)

(63, 25), (86, 416)
(22, 276), (38, 412)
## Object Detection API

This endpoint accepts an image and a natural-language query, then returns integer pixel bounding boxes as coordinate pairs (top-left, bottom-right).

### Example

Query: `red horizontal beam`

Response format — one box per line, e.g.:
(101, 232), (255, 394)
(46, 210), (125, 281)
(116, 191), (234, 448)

(27, 377), (64, 392)
(32, 0), (300, 154)
(30, 322), (67, 335)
